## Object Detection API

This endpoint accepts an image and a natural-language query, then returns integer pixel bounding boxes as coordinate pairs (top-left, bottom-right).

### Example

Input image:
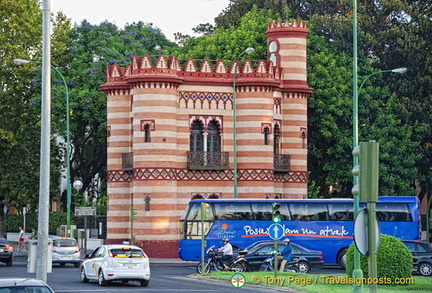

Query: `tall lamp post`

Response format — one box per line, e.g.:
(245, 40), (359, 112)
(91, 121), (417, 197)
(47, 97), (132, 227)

(14, 58), (84, 238)
(352, 67), (406, 291)
(233, 47), (254, 198)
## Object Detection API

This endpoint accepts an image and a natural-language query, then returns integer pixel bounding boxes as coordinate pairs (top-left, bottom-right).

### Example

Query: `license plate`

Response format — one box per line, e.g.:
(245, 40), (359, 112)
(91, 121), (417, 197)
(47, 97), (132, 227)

(0, 249), (3, 253)
(124, 263), (136, 269)
(60, 256), (72, 260)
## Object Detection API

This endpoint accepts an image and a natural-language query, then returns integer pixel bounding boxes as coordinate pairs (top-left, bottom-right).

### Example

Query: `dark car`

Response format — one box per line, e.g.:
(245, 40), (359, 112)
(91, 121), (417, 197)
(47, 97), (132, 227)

(402, 240), (432, 276)
(0, 237), (14, 266)
(238, 240), (323, 273)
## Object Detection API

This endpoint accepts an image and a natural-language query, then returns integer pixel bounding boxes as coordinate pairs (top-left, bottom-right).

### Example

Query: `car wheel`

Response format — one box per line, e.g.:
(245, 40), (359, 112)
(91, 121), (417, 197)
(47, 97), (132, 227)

(287, 266), (299, 273)
(6, 259), (12, 267)
(231, 261), (246, 272)
(297, 261), (310, 273)
(419, 262), (432, 276)
(80, 267), (89, 283)
(140, 279), (149, 287)
(98, 269), (108, 286)
(337, 248), (347, 269)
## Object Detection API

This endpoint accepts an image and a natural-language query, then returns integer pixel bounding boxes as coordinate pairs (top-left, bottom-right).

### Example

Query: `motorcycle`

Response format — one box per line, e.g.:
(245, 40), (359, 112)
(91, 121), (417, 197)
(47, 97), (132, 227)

(196, 245), (248, 274)
(259, 255), (300, 273)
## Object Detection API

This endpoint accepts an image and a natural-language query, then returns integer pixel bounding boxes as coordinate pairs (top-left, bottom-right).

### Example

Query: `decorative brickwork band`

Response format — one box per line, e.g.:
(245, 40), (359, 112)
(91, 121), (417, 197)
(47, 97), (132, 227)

(107, 168), (307, 183)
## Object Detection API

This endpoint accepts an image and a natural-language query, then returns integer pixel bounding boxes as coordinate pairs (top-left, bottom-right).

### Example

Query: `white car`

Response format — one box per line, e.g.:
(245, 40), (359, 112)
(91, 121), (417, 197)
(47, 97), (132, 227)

(51, 237), (81, 267)
(0, 278), (55, 292)
(80, 244), (151, 286)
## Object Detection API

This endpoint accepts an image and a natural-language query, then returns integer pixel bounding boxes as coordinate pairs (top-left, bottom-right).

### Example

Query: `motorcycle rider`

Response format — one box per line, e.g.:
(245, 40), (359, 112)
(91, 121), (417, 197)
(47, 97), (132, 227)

(218, 238), (233, 269)
(279, 238), (292, 272)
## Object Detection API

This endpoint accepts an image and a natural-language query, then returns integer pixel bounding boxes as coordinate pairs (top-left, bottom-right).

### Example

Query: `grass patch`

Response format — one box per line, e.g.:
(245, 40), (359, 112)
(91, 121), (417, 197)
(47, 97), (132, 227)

(195, 271), (432, 292)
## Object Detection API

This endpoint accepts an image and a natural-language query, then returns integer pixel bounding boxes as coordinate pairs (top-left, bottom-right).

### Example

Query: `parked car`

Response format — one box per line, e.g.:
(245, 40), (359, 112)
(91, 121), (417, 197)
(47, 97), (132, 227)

(51, 236), (81, 267)
(80, 244), (151, 286)
(0, 237), (14, 266)
(0, 277), (54, 292)
(402, 240), (432, 276)
(238, 240), (324, 273)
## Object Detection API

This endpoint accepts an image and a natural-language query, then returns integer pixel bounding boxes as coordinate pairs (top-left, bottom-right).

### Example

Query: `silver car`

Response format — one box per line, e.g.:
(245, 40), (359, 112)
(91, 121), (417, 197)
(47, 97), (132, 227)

(80, 244), (151, 286)
(51, 237), (81, 267)
(0, 278), (55, 292)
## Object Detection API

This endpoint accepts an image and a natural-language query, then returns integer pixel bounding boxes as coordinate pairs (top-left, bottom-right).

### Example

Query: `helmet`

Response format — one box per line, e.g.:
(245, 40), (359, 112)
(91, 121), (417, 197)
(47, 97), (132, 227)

(223, 238), (230, 243)
(283, 238), (290, 243)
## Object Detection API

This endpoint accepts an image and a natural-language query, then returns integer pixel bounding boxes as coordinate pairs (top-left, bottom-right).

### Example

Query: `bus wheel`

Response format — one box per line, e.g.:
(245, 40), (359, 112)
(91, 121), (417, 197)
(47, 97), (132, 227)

(337, 248), (347, 269)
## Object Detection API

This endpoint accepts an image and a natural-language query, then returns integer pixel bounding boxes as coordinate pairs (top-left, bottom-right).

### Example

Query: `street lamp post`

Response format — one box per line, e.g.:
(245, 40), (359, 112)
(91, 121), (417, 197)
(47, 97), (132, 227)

(233, 47), (254, 199)
(14, 58), (84, 237)
(352, 67), (406, 291)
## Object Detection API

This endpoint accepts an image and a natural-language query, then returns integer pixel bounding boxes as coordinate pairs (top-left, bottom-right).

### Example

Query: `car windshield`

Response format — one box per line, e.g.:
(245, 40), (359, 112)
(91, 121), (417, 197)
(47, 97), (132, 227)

(0, 238), (8, 245)
(110, 248), (145, 258)
(52, 239), (77, 247)
(0, 286), (52, 293)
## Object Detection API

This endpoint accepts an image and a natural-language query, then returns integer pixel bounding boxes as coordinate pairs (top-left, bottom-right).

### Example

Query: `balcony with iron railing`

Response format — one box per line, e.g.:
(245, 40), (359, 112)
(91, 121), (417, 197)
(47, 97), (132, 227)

(187, 151), (229, 171)
(122, 152), (133, 171)
(274, 154), (291, 172)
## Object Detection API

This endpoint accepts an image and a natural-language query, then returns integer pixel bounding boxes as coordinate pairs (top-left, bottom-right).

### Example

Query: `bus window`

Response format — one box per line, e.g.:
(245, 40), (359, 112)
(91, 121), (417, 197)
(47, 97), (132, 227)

(213, 203), (252, 220)
(328, 203), (354, 221)
(289, 203), (328, 221)
(376, 203), (413, 222)
(251, 203), (290, 221)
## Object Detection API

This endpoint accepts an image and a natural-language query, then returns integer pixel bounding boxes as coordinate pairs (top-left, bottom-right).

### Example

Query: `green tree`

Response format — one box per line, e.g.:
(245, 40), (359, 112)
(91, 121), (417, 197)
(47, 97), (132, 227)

(170, 6), (279, 61)
(0, 0), (69, 226)
(55, 20), (177, 210)
(210, 1), (424, 199)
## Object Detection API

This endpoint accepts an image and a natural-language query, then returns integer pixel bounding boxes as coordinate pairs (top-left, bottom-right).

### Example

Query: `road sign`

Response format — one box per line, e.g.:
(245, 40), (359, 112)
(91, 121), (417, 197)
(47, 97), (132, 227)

(74, 207), (96, 216)
(268, 223), (284, 240)
(353, 208), (380, 256)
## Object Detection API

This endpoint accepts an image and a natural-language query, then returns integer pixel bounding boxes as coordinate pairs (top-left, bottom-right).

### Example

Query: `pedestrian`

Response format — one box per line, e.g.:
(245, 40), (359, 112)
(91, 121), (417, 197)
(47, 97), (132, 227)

(30, 228), (37, 240)
(18, 227), (25, 251)
(279, 238), (292, 272)
(218, 238), (233, 270)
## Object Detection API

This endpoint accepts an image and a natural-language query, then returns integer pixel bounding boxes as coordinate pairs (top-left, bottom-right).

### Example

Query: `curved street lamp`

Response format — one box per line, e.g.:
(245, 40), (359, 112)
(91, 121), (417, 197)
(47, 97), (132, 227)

(14, 58), (83, 238)
(351, 66), (407, 290)
(233, 47), (254, 199)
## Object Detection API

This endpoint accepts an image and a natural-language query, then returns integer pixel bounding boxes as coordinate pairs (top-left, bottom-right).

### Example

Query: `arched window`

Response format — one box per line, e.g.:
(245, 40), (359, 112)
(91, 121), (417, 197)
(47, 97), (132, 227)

(263, 126), (270, 145)
(268, 41), (278, 66)
(144, 124), (151, 143)
(207, 120), (221, 152)
(274, 124), (281, 155)
(190, 120), (204, 151)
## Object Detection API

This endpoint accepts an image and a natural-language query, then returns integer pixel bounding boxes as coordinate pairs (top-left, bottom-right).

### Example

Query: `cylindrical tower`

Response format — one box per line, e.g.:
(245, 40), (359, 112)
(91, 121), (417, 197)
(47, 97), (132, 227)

(233, 60), (280, 198)
(125, 55), (184, 256)
(266, 20), (313, 198)
(101, 64), (133, 242)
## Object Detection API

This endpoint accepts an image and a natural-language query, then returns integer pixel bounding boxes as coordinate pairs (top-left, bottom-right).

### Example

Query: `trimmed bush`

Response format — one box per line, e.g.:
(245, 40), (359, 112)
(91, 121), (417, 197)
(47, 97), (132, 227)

(346, 234), (412, 279)
(7, 212), (67, 235)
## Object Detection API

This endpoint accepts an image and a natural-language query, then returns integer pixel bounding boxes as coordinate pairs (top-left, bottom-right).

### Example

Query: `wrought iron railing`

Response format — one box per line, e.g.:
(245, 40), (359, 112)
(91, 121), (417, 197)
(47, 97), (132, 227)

(187, 151), (229, 170)
(122, 152), (133, 171)
(274, 154), (291, 172)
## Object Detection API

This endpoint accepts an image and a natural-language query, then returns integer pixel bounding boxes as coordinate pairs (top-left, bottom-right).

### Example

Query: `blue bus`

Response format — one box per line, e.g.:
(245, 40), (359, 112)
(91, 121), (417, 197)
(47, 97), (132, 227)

(178, 196), (420, 266)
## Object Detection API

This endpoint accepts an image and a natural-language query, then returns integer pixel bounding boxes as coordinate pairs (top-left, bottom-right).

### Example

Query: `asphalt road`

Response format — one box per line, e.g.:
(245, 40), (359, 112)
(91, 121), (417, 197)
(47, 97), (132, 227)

(1, 255), (319, 292)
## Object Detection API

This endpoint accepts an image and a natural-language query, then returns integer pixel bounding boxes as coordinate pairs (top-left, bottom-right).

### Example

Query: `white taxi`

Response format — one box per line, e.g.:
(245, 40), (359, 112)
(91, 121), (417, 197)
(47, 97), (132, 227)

(80, 244), (151, 286)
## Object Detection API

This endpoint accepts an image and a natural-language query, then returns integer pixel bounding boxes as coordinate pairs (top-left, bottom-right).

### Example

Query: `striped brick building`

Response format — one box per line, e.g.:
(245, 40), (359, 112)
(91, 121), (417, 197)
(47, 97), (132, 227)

(101, 19), (313, 257)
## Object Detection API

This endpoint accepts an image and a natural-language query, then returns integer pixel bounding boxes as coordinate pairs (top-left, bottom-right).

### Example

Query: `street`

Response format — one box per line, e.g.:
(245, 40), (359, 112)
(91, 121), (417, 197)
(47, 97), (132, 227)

(1, 255), (329, 292)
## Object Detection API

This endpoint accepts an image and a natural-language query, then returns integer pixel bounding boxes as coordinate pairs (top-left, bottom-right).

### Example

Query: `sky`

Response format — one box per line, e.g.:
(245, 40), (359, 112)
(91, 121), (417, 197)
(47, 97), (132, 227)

(51, 0), (231, 41)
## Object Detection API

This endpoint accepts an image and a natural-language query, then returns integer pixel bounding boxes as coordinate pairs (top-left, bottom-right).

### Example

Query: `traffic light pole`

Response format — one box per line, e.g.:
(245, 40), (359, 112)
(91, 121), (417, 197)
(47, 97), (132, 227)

(274, 240), (278, 278)
(200, 202), (206, 274)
